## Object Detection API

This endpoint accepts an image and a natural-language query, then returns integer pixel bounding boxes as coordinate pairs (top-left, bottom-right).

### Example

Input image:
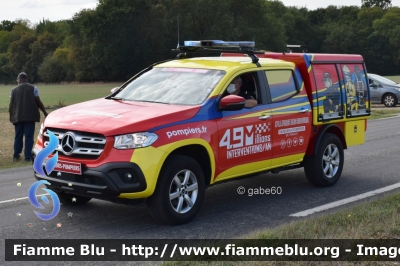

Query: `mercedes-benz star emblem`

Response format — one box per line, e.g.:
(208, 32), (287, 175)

(61, 133), (76, 155)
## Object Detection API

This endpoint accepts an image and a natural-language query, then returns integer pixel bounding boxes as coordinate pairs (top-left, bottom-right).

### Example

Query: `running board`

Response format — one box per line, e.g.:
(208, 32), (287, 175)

(271, 163), (303, 174)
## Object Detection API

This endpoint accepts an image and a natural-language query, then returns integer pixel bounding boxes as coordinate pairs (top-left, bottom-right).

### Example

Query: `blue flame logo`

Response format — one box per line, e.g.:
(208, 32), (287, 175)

(28, 180), (60, 220)
(33, 130), (59, 176)
(30, 130), (60, 221)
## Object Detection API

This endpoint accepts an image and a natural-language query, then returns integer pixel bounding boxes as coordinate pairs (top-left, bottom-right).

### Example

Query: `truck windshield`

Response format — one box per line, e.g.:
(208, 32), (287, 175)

(115, 68), (225, 105)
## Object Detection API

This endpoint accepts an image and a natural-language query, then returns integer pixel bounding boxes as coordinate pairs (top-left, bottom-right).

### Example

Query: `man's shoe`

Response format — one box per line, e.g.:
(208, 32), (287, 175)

(13, 157), (21, 162)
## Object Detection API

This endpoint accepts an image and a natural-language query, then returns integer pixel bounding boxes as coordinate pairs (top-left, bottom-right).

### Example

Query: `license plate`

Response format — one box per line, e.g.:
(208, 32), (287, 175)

(53, 160), (82, 175)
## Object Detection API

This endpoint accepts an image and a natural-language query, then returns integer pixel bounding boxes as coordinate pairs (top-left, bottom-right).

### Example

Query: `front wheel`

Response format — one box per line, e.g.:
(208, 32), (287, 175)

(383, 93), (397, 107)
(147, 155), (205, 225)
(304, 133), (344, 187)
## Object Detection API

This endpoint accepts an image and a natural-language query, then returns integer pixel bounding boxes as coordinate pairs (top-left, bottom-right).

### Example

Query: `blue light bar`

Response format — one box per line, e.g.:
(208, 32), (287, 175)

(183, 41), (203, 47)
(183, 40), (255, 48)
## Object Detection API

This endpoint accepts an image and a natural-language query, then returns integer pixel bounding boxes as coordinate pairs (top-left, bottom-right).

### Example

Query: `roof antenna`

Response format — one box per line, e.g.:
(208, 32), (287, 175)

(177, 15), (180, 48)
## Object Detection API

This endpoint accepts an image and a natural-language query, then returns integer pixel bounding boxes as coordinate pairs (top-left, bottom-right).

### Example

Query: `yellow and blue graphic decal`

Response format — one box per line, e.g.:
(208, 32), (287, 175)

(302, 54), (315, 73)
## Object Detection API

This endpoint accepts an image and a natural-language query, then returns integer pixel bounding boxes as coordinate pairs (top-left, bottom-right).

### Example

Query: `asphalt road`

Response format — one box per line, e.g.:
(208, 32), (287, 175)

(1, 116), (400, 265)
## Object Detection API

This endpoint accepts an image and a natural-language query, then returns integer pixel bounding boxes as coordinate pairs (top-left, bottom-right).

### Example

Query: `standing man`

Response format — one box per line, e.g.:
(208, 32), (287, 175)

(9, 72), (48, 162)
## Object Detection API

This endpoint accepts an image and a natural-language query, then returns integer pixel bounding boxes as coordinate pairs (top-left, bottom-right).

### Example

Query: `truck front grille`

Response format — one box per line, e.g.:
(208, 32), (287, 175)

(43, 128), (106, 159)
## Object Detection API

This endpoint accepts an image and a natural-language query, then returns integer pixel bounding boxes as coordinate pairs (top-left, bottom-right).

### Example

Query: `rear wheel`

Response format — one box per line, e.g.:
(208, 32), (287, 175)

(304, 133), (344, 187)
(56, 192), (92, 205)
(383, 93), (397, 107)
(147, 155), (205, 225)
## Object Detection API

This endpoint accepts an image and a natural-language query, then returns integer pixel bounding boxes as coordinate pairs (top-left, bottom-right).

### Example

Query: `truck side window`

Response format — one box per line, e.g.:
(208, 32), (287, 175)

(222, 72), (258, 108)
(265, 70), (297, 103)
(313, 65), (343, 119)
(340, 64), (369, 115)
(351, 64), (368, 110)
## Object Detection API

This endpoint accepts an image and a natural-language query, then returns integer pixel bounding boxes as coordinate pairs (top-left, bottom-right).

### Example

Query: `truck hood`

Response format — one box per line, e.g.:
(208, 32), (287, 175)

(44, 98), (202, 136)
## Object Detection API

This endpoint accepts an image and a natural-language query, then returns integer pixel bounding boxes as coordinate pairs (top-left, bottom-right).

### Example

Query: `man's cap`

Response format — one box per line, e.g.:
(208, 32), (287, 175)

(17, 72), (28, 80)
(322, 72), (331, 81)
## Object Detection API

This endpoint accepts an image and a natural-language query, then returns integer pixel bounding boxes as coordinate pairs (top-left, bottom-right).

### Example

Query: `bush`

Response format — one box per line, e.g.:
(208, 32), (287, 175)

(38, 54), (65, 83)
(38, 49), (75, 83)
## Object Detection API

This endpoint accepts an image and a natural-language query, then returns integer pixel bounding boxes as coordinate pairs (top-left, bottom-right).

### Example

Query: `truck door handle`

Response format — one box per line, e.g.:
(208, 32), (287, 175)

(298, 109), (310, 113)
(259, 115), (270, 120)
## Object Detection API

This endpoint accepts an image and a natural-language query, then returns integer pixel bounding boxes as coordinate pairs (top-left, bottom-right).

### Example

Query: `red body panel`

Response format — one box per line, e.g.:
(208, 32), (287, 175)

(45, 98), (200, 136)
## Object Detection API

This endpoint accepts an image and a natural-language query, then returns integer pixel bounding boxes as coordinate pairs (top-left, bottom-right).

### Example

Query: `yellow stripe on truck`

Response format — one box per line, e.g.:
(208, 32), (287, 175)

(119, 138), (216, 199)
(215, 153), (304, 182)
(118, 146), (168, 199)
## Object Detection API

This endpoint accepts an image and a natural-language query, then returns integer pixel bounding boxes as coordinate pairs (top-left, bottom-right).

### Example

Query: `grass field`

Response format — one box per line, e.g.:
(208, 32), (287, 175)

(386, 75), (400, 83)
(0, 82), (122, 108)
(370, 107), (400, 119)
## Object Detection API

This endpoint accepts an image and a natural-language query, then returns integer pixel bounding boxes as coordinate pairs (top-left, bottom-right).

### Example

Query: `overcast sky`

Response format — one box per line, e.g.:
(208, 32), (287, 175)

(0, 0), (399, 25)
(0, 0), (98, 25)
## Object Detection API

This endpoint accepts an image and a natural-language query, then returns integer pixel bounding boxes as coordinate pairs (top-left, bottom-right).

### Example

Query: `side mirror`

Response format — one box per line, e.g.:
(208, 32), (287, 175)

(110, 87), (119, 94)
(219, 95), (246, 111)
(370, 83), (377, 88)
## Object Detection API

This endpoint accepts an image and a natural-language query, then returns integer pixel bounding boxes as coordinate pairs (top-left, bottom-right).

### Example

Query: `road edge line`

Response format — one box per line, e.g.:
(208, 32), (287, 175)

(289, 182), (400, 217)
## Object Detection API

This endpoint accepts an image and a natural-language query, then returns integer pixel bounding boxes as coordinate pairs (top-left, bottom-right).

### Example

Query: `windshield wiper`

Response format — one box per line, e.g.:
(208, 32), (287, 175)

(110, 96), (124, 100)
(138, 100), (168, 104)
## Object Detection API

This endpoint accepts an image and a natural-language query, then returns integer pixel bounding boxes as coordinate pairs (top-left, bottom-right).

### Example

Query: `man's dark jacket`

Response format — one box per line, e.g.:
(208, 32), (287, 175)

(9, 83), (40, 125)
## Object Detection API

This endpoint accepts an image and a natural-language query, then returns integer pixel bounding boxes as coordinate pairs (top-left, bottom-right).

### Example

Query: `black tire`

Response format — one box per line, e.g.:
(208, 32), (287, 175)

(304, 133), (344, 187)
(383, 93), (397, 107)
(56, 192), (92, 205)
(147, 155), (205, 225)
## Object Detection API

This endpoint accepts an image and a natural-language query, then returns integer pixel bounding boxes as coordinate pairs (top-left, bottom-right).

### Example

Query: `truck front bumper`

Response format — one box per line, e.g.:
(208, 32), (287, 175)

(33, 155), (147, 203)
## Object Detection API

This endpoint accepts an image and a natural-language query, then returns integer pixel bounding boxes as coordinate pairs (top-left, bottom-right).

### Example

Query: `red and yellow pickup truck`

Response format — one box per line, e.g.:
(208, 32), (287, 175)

(33, 40), (370, 225)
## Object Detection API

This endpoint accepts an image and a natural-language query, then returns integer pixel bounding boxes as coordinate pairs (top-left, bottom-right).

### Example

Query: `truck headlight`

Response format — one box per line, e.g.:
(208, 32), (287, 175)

(114, 132), (158, 149)
(396, 88), (400, 92)
(38, 123), (44, 139)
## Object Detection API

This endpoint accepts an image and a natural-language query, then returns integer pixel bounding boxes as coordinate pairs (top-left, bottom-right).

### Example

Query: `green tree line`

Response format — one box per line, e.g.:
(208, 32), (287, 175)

(0, 0), (399, 84)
